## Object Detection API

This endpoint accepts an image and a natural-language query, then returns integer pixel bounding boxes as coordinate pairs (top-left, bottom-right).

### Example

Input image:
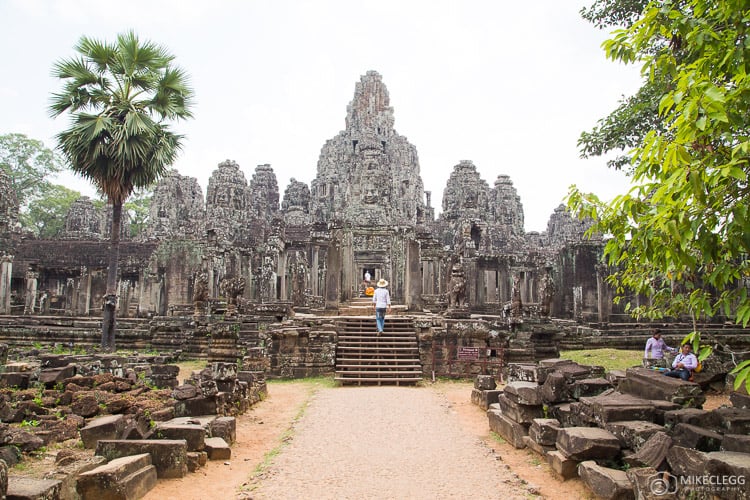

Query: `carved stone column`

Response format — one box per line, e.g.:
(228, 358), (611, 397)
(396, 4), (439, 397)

(23, 269), (38, 315)
(0, 255), (12, 314)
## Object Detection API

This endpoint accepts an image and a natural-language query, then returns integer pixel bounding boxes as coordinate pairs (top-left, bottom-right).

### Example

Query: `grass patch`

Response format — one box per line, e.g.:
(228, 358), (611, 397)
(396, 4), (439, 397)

(267, 375), (336, 388)
(560, 348), (642, 372)
(489, 431), (506, 445)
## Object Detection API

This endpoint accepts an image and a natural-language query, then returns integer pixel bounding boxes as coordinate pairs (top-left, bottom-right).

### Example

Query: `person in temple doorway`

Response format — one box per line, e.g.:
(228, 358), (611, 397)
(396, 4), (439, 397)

(372, 278), (391, 336)
(364, 270), (371, 284)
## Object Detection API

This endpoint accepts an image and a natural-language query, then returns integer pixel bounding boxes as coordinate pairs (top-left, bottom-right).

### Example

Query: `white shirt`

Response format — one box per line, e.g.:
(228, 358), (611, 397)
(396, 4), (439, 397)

(373, 287), (390, 308)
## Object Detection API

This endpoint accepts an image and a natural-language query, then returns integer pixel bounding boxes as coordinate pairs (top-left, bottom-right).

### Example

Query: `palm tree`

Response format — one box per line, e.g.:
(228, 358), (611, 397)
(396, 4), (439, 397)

(50, 31), (194, 351)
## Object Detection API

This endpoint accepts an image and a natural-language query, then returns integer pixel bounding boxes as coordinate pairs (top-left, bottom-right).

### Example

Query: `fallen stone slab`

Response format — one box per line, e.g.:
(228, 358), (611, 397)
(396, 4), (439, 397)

(76, 453), (157, 500)
(625, 467), (676, 500)
(666, 445), (708, 477)
(663, 408), (718, 430)
(713, 407), (750, 435)
(704, 451), (750, 500)
(173, 395), (218, 417)
(496, 394), (544, 425)
(550, 403), (592, 427)
(39, 365), (76, 388)
(506, 363), (550, 384)
(204, 436), (231, 460)
(623, 431), (672, 469)
(154, 423), (206, 452)
(578, 461), (635, 500)
(619, 368), (705, 407)
(6, 477), (62, 500)
(671, 423), (723, 452)
(572, 378), (613, 399)
(210, 416), (237, 445)
(0, 372), (30, 389)
(504, 381), (544, 406)
(556, 427), (621, 462)
(546, 449), (578, 480)
(528, 418), (560, 447)
(95, 439), (187, 479)
(487, 407), (527, 449)
(44, 455), (107, 500)
(541, 372), (570, 404)
(729, 391), (750, 409)
(578, 391), (655, 425)
(605, 421), (665, 451)
(80, 414), (126, 449)
(649, 400), (682, 426)
(721, 434), (750, 453)
(522, 435), (555, 455)
(474, 375), (496, 390)
(470, 388), (502, 410)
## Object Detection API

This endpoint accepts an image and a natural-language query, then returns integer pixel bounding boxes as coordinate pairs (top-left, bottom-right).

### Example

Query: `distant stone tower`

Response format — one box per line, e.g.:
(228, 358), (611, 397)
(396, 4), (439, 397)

(61, 197), (103, 240)
(310, 70), (426, 227)
(205, 160), (251, 244)
(146, 169), (205, 240)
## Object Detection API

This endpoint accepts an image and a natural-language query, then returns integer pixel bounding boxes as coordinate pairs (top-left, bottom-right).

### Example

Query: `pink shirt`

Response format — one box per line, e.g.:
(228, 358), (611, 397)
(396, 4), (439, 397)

(644, 337), (674, 359)
(672, 352), (698, 370)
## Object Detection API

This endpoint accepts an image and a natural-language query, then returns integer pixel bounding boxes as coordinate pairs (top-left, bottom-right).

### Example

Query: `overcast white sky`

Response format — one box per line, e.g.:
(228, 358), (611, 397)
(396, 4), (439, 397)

(0, 0), (643, 232)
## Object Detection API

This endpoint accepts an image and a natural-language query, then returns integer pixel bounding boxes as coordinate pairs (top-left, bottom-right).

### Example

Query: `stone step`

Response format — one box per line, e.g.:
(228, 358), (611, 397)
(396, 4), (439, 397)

(333, 376), (422, 385)
(76, 453), (157, 500)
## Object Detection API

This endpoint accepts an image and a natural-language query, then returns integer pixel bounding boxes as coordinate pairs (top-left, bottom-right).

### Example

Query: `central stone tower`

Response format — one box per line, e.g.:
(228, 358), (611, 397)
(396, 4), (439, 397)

(311, 71), (426, 306)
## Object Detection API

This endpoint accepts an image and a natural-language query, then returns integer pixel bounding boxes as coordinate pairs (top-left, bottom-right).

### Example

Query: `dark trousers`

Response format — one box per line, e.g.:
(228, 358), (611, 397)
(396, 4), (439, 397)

(664, 368), (691, 380)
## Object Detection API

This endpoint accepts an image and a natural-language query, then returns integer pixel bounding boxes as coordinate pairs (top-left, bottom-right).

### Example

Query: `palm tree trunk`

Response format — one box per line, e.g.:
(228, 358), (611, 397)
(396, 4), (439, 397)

(102, 201), (122, 351)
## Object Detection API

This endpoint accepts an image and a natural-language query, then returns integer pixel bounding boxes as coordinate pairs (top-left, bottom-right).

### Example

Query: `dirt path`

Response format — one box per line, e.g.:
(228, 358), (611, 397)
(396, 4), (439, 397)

(146, 380), (591, 500)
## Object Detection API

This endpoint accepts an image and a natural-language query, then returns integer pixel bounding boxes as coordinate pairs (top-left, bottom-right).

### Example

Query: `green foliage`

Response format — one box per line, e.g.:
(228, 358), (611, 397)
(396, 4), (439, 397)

(20, 419), (39, 428)
(49, 30), (194, 351)
(569, 0), (750, 387)
(22, 183), (81, 238)
(0, 133), (64, 208)
(125, 188), (152, 238)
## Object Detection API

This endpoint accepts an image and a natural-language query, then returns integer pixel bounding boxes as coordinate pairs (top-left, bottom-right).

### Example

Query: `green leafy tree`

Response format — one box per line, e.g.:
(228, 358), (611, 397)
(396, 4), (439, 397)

(0, 133), (64, 208)
(50, 31), (194, 351)
(568, 0), (750, 392)
(22, 184), (80, 238)
(125, 188), (152, 238)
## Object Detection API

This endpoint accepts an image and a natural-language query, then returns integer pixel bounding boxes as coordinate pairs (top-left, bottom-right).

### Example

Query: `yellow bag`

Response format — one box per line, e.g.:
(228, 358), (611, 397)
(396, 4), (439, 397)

(365, 286), (374, 297)
(694, 361), (703, 373)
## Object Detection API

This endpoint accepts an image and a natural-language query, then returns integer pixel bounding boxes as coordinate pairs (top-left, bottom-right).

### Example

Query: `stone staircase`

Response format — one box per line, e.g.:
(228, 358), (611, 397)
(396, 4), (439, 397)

(334, 316), (422, 385)
(337, 297), (409, 316)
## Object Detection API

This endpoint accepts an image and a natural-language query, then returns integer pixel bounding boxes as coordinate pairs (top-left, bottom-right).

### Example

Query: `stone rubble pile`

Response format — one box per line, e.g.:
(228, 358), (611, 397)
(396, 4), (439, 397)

(477, 361), (750, 500)
(0, 354), (266, 499)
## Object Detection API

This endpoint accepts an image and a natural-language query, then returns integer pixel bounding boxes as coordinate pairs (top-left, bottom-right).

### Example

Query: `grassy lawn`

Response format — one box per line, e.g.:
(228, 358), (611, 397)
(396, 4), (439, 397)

(560, 348), (643, 372)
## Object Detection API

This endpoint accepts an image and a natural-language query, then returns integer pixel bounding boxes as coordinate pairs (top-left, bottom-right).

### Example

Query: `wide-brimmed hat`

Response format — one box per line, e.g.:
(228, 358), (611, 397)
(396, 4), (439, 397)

(377, 279), (388, 287)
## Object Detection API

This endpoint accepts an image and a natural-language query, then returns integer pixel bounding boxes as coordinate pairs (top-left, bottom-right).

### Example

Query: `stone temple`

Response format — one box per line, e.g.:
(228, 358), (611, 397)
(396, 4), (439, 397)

(2, 70), (745, 381)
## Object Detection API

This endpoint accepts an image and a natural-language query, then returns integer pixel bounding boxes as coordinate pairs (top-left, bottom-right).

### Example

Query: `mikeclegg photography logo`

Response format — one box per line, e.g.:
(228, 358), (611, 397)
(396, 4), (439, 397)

(648, 472), (747, 496)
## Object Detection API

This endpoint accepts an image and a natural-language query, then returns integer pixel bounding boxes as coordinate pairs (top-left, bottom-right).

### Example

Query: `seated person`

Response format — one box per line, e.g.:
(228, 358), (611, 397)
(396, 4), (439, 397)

(643, 329), (675, 368)
(663, 343), (698, 381)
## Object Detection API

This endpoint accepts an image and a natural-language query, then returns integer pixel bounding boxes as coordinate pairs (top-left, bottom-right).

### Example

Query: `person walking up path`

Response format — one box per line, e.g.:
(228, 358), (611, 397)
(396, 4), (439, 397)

(249, 386), (530, 499)
(372, 278), (391, 335)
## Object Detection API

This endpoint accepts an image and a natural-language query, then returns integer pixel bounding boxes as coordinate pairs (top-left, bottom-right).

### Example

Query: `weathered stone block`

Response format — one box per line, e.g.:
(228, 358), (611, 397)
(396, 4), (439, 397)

(721, 434), (750, 453)
(172, 384), (198, 400)
(578, 461), (635, 500)
(154, 423), (206, 451)
(6, 477), (61, 500)
(487, 408), (527, 449)
(522, 435), (555, 455)
(556, 427), (621, 462)
(173, 396), (217, 417)
(95, 439), (187, 479)
(619, 368), (705, 407)
(578, 391), (655, 425)
(45, 455), (107, 500)
(572, 378), (613, 399)
(546, 449), (578, 480)
(528, 418), (560, 447)
(663, 408), (718, 430)
(39, 365), (76, 388)
(729, 391), (750, 409)
(474, 375), (496, 390)
(204, 437), (231, 460)
(470, 388), (502, 410)
(623, 431), (672, 469)
(666, 445), (708, 477)
(496, 394), (544, 425)
(506, 363), (550, 384)
(672, 423), (723, 452)
(605, 421), (665, 451)
(210, 416), (236, 445)
(625, 467), (674, 500)
(541, 372), (569, 404)
(186, 451), (207, 472)
(504, 381), (544, 406)
(649, 400), (681, 426)
(713, 407), (750, 435)
(0, 372), (30, 389)
(80, 414), (126, 449)
(705, 451), (750, 500)
(76, 453), (157, 500)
